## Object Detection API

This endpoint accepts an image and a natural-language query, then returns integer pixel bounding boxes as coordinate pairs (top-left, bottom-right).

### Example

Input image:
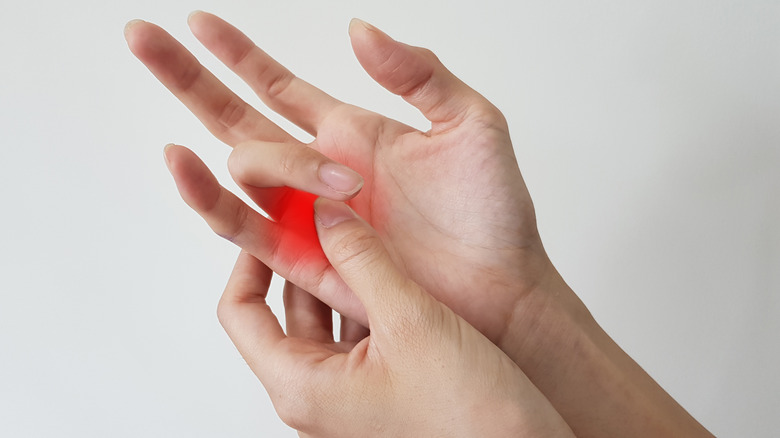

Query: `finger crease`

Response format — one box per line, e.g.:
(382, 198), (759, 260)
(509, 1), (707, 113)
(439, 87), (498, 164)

(176, 62), (203, 93)
(265, 71), (296, 99)
(216, 98), (248, 132)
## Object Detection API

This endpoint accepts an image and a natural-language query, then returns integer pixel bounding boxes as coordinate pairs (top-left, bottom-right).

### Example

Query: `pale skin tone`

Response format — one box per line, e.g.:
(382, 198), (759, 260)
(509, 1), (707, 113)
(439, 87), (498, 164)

(215, 199), (575, 437)
(126, 11), (714, 437)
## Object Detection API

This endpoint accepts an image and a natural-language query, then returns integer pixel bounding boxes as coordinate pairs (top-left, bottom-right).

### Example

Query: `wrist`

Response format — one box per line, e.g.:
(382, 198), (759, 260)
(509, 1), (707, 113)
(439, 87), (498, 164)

(498, 264), (714, 438)
(443, 379), (574, 438)
(497, 262), (597, 367)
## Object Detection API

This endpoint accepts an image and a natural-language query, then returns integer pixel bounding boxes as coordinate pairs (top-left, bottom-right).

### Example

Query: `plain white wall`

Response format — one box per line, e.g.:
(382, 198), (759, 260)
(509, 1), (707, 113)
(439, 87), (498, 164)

(0, 1), (777, 436)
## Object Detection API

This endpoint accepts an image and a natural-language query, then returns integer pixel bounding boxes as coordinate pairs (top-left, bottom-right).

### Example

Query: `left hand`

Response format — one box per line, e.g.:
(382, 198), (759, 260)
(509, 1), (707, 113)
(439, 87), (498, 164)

(127, 12), (557, 345)
(217, 198), (574, 438)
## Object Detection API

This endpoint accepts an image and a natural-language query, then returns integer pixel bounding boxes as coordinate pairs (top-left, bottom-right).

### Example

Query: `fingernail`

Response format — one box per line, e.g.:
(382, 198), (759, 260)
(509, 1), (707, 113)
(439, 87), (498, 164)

(315, 199), (356, 228)
(187, 10), (204, 24)
(163, 143), (175, 167)
(124, 19), (144, 36)
(349, 18), (374, 33)
(318, 162), (364, 196)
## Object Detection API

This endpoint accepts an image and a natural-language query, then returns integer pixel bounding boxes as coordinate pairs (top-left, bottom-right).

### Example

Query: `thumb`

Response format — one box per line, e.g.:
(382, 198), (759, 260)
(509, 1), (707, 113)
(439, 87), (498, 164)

(313, 198), (430, 335)
(348, 18), (491, 128)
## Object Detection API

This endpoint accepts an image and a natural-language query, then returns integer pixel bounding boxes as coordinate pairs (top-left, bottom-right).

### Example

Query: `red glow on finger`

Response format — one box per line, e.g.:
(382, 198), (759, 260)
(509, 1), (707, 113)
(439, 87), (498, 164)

(274, 190), (327, 267)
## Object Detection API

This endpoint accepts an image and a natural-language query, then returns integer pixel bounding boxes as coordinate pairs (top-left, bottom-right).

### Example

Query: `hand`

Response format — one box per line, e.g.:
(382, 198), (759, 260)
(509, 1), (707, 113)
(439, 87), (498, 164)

(126, 11), (555, 348)
(217, 198), (574, 438)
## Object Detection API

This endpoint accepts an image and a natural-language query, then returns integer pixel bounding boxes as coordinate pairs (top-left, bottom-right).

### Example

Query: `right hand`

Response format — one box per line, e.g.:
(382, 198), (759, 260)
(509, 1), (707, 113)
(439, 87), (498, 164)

(217, 198), (574, 438)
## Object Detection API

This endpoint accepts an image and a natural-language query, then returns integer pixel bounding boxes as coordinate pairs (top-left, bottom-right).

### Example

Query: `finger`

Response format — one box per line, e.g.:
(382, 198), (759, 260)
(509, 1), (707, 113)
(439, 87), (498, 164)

(124, 19), (294, 146)
(228, 140), (364, 201)
(221, 253), (340, 434)
(339, 315), (370, 343)
(217, 250), (286, 382)
(188, 11), (342, 136)
(163, 144), (369, 327)
(348, 19), (499, 131)
(283, 281), (334, 343)
(313, 198), (432, 335)
(163, 143), (281, 254)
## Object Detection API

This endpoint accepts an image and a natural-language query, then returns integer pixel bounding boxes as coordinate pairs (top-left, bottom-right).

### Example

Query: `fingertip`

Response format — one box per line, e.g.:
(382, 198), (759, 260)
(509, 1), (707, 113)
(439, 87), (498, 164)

(123, 19), (167, 57)
(348, 18), (374, 35)
(349, 20), (475, 127)
(124, 19), (144, 38)
(314, 198), (357, 229)
(187, 10), (205, 25)
(348, 18), (391, 47)
(187, 10), (216, 34)
(163, 145), (221, 211)
(123, 19), (152, 51)
(162, 143), (191, 170)
(163, 143), (175, 167)
(348, 21), (429, 99)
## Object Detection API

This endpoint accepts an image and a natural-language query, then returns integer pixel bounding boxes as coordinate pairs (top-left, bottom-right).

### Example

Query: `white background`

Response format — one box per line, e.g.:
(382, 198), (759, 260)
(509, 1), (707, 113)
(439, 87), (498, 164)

(0, 0), (777, 436)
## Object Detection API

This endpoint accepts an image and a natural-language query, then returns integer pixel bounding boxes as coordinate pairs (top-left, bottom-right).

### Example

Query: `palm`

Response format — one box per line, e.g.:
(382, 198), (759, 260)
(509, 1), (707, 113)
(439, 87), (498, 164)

(127, 14), (550, 341)
(314, 108), (544, 340)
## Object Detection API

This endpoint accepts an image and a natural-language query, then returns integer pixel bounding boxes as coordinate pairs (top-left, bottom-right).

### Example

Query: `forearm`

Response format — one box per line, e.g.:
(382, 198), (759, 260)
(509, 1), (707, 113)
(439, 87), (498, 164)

(500, 269), (714, 438)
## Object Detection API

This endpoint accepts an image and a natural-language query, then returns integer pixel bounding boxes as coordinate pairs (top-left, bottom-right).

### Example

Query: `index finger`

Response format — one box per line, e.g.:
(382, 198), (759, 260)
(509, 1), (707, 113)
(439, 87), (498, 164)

(217, 251), (287, 380)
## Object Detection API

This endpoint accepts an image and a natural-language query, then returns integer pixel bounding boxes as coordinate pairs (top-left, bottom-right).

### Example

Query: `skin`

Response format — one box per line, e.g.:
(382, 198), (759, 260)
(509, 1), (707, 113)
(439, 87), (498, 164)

(126, 12), (714, 437)
(215, 199), (575, 437)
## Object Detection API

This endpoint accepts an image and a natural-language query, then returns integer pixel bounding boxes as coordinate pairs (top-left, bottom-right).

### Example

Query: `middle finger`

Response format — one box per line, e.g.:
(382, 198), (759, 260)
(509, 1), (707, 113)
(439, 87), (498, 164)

(125, 20), (294, 146)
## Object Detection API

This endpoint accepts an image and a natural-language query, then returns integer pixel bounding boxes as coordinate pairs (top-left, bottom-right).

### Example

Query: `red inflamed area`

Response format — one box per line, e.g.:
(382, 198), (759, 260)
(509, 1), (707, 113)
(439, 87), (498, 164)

(273, 190), (328, 268)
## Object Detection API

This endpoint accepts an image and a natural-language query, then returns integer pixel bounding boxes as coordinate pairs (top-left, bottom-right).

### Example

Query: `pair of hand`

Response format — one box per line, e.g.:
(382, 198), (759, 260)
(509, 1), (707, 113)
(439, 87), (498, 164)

(127, 11), (712, 438)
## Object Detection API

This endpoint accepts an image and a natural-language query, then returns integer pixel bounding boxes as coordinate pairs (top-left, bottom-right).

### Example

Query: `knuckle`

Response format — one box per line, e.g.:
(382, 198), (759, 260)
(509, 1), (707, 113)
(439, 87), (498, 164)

(175, 63), (201, 93)
(274, 397), (303, 430)
(278, 145), (318, 178)
(276, 406), (314, 432)
(231, 43), (255, 69)
(265, 70), (295, 99)
(416, 46), (440, 64)
(387, 284), (432, 336)
(210, 195), (250, 244)
(273, 371), (321, 430)
(329, 230), (381, 271)
(470, 101), (507, 128)
(274, 406), (297, 430)
(216, 97), (247, 132)
(278, 145), (302, 177)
